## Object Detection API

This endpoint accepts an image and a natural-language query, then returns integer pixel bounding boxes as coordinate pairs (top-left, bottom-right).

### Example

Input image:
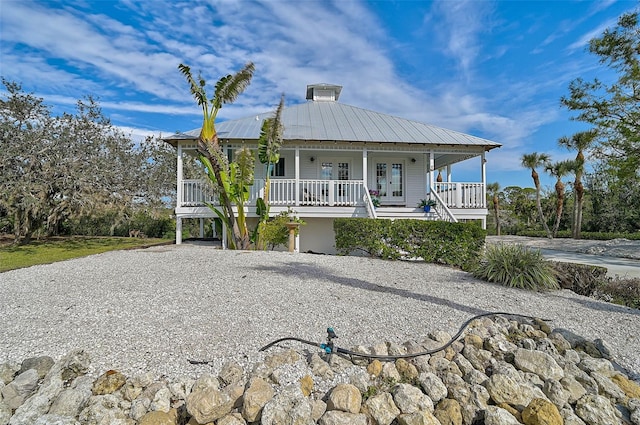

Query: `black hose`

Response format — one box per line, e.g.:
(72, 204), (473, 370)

(259, 337), (323, 352)
(259, 312), (549, 361)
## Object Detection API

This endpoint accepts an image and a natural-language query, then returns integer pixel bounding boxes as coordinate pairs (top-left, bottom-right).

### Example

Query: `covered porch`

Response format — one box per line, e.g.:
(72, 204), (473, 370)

(179, 178), (486, 210)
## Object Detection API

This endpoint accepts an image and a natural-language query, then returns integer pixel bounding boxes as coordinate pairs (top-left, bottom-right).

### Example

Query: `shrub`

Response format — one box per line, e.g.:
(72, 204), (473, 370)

(334, 218), (485, 269)
(549, 261), (608, 296)
(259, 208), (305, 250)
(595, 277), (640, 309)
(473, 244), (559, 291)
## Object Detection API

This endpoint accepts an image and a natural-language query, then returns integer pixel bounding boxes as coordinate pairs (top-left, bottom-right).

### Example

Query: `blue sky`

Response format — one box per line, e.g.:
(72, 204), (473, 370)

(1, 0), (635, 190)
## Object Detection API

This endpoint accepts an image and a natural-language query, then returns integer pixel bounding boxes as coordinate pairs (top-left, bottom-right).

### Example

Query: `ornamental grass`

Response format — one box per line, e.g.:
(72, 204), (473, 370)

(473, 243), (559, 291)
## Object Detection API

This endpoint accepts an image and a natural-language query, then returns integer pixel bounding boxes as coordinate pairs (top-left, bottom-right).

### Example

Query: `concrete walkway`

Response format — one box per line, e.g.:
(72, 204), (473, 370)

(487, 235), (640, 278)
(539, 248), (640, 278)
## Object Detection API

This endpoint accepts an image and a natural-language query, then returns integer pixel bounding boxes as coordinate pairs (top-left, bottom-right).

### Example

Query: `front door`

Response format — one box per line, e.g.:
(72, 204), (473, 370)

(375, 161), (404, 204)
(320, 159), (350, 203)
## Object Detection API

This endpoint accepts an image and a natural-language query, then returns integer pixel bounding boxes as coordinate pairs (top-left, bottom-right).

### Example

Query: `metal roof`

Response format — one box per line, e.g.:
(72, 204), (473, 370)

(165, 90), (501, 151)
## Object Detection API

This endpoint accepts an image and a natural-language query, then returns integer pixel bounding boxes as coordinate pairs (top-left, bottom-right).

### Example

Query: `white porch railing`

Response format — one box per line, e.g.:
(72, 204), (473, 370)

(181, 179), (217, 206)
(299, 179), (364, 206)
(433, 182), (485, 208)
(180, 179), (485, 210)
(180, 179), (366, 207)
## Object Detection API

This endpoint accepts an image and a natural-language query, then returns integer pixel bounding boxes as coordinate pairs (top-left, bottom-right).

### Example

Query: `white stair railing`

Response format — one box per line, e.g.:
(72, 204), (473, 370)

(430, 189), (457, 222)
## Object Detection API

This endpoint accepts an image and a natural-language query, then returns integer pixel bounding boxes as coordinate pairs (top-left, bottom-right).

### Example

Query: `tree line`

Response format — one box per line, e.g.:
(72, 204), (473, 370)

(0, 79), (178, 244)
(488, 11), (640, 238)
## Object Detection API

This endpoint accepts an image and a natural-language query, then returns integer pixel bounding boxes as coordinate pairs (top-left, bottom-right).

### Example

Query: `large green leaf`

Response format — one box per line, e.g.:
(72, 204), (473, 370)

(205, 202), (236, 250)
(213, 63), (255, 110)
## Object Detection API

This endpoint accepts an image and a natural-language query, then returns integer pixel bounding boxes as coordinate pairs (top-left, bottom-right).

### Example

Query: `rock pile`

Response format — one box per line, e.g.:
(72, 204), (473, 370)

(1, 316), (639, 424)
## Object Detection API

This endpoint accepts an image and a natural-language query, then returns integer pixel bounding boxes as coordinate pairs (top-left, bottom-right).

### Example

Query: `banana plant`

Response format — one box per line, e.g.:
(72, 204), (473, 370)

(178, 62), (255, 249)
(255, 95), (285, 249)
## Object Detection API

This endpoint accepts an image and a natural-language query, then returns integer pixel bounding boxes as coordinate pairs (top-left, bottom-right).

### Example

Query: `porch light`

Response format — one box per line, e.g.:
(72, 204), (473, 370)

(411, 158), (416, 163)
(310, 156), (315, 162)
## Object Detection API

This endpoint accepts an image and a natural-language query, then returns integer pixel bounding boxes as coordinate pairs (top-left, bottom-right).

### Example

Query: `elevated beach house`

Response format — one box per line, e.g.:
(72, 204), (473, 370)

(163, 84), (501, 254)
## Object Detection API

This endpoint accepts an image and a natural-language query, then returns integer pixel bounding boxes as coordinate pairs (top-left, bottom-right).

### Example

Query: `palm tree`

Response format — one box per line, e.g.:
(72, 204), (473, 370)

(486, 182), (501, 235)
(545, 160), (573, 237)
(558, 130), (597, 239)
(521, 152), (552, 238)
(178, 62), (255, 249)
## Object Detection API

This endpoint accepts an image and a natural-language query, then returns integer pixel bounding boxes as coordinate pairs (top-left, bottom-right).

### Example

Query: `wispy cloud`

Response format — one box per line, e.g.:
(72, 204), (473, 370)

(2, 0), (625, 190)
(424, 1), (495, 78)
(567, 17), (618, 52)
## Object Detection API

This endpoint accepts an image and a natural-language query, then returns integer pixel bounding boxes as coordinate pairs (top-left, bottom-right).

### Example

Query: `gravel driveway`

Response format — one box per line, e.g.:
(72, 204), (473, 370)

(1, 243), (638, 381)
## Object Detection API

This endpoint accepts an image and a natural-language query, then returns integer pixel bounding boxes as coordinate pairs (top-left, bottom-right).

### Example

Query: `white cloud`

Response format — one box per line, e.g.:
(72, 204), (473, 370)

(2, 0), (612, 189)
(424, 1), (495, 78)
(567, 18), (617, 52)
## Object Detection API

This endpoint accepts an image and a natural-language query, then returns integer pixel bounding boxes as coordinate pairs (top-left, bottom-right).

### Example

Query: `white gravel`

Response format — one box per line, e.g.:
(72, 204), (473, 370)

(1, 243), (638, 381)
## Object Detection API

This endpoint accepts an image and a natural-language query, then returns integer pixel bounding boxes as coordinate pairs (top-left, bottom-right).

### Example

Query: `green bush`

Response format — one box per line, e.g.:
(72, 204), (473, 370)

(596, 277), (640, 309)
(123, 210), (174, 239)
(549, 261), (608, 296)
(63, 209), (174, 239)
(473, 244), (559, 291)
(260, 209), (305, 250)
(334, 218), (485, 269)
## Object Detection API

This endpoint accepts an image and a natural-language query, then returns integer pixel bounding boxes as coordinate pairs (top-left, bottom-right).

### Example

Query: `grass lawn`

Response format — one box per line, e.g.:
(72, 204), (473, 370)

(0, 236), (172, 272)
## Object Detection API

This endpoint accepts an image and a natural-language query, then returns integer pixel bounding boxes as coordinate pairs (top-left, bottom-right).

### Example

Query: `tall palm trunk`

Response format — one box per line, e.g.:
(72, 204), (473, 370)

(574, 179), (584, 239)
(552, 180), (565, 238)
(492, 194), (501, 236)
(573, 157), (585, 239)
(532, 169), (553, 239)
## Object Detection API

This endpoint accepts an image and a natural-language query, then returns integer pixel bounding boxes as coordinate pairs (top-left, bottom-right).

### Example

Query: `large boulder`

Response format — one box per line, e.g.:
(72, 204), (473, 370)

(326, 384), (361, 414)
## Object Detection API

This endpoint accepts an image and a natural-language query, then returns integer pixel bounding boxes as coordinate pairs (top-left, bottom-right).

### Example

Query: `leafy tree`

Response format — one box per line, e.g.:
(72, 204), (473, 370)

(0, 79), (52, 243)
(583, 163), (640, 232)
(178, 63), (255, 249)
(486, 182), (501, 235)
(138, 136), (179, 210)
(521, 152), (553, 238)
(545, 160), (573, 237)
(561, 12), (640, 179)
(0, 79), (176, 243)
(558, 130), (597, 238)
(0, 82), (138, 242)
(503, 186), (537, 229)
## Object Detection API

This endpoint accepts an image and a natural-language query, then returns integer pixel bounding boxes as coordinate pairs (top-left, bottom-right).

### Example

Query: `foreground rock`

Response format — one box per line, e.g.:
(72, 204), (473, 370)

(1, 316), (639, 424)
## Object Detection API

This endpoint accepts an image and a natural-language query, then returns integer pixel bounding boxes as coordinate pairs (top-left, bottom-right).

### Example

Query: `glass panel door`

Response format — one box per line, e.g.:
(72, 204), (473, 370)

(321, 162), (333, 180)
(319, 160), (351, 204)
(376, 163), (387, 197)
(375, 161), (404, 203)
(390, 163), (403, 198)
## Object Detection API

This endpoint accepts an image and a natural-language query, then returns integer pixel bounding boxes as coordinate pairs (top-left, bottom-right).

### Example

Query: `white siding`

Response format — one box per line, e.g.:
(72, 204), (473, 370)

(298, 218), (337, 254)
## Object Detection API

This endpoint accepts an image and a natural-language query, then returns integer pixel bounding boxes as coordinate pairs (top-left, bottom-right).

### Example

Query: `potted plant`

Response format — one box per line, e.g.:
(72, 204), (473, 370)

(418, 198), (437, 212)
(369, 189), (381, 208)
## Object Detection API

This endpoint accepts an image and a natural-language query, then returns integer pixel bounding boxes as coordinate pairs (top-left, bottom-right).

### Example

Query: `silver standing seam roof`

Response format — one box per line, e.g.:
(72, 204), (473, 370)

(165, 85), (501, 150)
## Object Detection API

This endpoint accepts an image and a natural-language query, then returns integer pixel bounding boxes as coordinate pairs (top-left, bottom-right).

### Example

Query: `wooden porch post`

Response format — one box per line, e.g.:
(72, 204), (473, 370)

(175, 217), (182, 245)
(295, 148), (300, 207)
(481, 151), (487, 209)
(222, 223), (227, 250)
(175, 143), (183, 245)
(199, 218), (204, 238)
(429, 150), (435, 193)
(362, 149), (368, 189)
(177, 143), (183, 208)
